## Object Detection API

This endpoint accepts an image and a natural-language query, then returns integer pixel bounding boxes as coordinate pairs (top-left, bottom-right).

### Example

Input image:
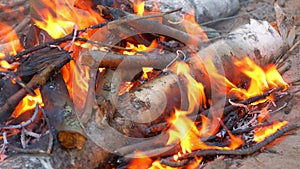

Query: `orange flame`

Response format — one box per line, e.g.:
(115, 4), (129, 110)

(232, 57), (287, 99)
(128, 151), (153, 169)
(167, 109), (244, 155)
(133, 0), (145, 16)
(61, 61), (89, 109)
(182, 11), (209, 42)
(142, 67), (154, 80)
(0, 21), (23, 57)
(254, 121), (288, 143)
(32, 0), (104, 39)
(170, 61), (206, 111)
(12, 89), (44, 118)
(123, 40), (158, 55)
(204, 56), (287, 103)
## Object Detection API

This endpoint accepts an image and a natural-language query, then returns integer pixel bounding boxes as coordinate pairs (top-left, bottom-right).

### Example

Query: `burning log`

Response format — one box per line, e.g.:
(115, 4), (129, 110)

(41, 73), (86, 150)
(104, 10), (295, 136)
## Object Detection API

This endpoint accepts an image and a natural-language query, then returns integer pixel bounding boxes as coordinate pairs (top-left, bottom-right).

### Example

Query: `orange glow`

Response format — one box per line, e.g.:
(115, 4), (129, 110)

(171, 61), (206, 111)
(123, 40), (158, 55)
(203, 56), (287, 104)
(182, 11), (209, 42)
(0, 60), (20, 72)
(198, 114), (219, 138)
(257, 107), (270, 124)
(167, 109), (199, 154)
(254, 121), (288, 143)
(232, 57), (288, 100)
(133, 0), (145, 16)
(32, 0), (104, 39)
(128, 151), (153, 169)
(0, 21), (23, 56)
(119, 81), (135, 95)
(149, 160), (177, 169)
(62, 61), (88, 108)
(265, 65), (288, 89)
(167, 109), (243, 155)
(12, 89), (44, 118)
(186, 156), (203, 169)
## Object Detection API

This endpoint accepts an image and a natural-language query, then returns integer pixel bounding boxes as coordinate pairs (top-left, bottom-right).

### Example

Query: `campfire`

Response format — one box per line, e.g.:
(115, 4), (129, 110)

(0, 0), (299, 168)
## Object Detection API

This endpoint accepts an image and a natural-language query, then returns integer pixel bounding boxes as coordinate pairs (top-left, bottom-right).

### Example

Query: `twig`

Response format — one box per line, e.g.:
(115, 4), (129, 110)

(8, 144), (47, 154)
(12, 8), (182, 60)
(278, 60), (292, 75)
(0, 72), (36, 96)
(290, 79), (300, 86)
(179, 123), (300, 160)
(228, 99), (249, 111)
(40, 107), (54, 154)
(160, 158), (190, 167)
(145, 87), (285, 135)
(0, 104), (39, 129)
(107, 8), (182, 29)
(0, 51), (71, 122)
(11, 22), (108, 60)
(276, 39), (300, 67)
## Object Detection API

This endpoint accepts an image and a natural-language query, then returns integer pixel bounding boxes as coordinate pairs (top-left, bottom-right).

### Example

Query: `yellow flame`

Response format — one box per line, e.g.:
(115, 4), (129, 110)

(12, 89), (44, 117)
(254, 121), (288, 143)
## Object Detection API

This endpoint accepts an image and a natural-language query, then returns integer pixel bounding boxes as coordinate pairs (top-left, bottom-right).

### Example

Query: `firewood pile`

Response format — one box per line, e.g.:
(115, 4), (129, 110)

(0, 0), (299, 168)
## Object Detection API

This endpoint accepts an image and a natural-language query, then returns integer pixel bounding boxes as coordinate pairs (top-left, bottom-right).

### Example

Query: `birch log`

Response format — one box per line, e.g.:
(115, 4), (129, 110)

(102, 11), (295, 139)
(145, 0), (240, 24)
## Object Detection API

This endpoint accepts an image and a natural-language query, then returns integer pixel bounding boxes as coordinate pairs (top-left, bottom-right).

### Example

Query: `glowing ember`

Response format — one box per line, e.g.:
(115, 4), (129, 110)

(254, 121), (288, 143)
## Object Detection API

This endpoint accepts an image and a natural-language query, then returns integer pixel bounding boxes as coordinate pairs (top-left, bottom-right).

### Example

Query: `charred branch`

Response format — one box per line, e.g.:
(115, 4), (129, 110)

(0, 50), (71, 122)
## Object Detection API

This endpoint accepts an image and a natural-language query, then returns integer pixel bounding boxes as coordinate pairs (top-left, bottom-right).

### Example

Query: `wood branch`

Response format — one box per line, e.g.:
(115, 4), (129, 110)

(106, 15), (294, 136)
(122, 122), (300, 163)
(109, 18), (205, 49)
(80, 50), (177, 69)
(0, 73), (112, 169)
(41, 73), (86, 150)
(0, 50), (71, 122)
(115, 133), (169, 156)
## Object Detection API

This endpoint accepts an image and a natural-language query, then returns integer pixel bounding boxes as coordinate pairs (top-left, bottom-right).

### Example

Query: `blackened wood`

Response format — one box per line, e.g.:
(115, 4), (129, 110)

(0, 50), (71, 122)
(41, 73), (86, 149)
